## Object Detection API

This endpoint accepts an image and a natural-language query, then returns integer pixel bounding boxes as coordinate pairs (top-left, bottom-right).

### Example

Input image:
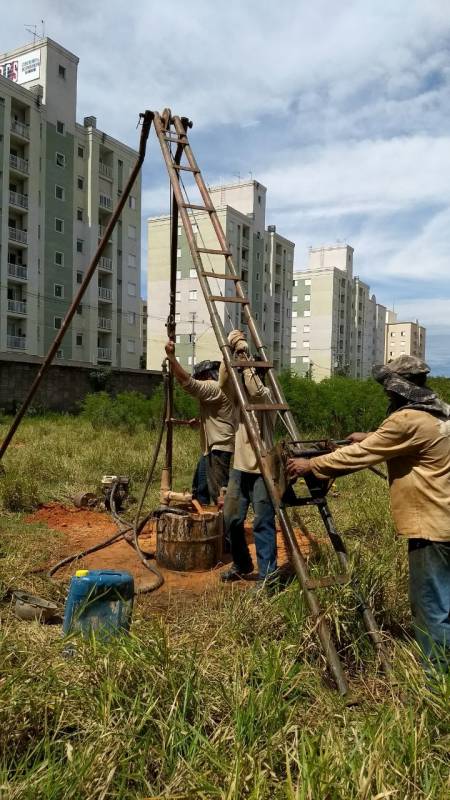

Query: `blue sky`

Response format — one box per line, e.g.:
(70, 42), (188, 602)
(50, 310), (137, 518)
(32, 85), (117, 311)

(4, 0), (450, 373)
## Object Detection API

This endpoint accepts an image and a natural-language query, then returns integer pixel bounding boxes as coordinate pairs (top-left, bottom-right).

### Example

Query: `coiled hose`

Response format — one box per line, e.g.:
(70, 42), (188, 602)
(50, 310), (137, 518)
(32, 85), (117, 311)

(49, 368), (172, 594)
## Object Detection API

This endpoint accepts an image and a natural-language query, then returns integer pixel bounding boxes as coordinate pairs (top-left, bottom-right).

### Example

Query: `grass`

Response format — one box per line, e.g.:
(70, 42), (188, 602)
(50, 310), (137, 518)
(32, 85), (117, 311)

(1, 415), (450, 798)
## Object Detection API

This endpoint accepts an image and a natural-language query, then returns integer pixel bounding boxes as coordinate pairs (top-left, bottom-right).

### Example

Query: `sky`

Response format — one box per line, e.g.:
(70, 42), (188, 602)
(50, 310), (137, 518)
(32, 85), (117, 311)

(3, 0), (450, 373)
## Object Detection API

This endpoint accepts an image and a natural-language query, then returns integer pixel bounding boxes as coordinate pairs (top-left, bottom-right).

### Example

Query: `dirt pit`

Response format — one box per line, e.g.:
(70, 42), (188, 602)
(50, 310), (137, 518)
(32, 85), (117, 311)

(26, 503), (317, 609)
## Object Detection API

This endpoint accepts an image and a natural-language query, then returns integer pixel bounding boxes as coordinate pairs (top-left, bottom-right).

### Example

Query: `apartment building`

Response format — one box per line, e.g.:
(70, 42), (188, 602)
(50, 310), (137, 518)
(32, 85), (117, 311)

(385, 314), (426, 361)
(147, 180), (294, 371)
(0, 38), (142, 368)
(291, 245), (388, 379)
(140, 299), (147, 368)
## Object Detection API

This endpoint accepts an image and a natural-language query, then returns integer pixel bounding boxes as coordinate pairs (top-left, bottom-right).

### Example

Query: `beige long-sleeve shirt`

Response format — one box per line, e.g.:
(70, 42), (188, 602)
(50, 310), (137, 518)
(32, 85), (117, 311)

(181, 376), (235, 456)
(229, 367), (276, 474)
(309, 409), (450, 540)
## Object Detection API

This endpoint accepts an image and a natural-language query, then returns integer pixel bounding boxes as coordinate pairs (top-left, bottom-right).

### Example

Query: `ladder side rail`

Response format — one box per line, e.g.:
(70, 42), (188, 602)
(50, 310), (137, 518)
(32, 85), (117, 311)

(171, 115), (300, 442)
(155, 114), (349, 694)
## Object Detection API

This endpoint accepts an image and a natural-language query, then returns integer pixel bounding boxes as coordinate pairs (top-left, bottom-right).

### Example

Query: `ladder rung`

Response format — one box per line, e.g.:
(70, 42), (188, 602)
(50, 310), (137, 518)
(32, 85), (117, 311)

(172, 164), (199, 173)
(231, 360), (273, 368)
(305, 575), (350, 590)
(198, 248), (232, 256)
(202, 271), (239, 281)
(245, 403), (289, 412)
(208, 296), (248, 304)
(164, 136), (188, 144)
(182, 203), (213, 212)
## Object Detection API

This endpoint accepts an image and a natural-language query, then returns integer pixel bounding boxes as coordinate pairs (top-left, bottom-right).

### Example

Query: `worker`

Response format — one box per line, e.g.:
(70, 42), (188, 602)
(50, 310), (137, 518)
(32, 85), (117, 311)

(164, 341), (234, 505)
(286, 355), (450, 674)
(219, 330), (278, 585)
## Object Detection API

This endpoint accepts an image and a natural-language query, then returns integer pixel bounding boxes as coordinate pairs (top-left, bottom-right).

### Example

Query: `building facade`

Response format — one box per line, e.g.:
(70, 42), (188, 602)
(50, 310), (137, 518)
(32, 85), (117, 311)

(291, 245), (388, 380)
(385, 314), (426, 361)
(147, 180), (294, 371)
(0, 38), (142, 368)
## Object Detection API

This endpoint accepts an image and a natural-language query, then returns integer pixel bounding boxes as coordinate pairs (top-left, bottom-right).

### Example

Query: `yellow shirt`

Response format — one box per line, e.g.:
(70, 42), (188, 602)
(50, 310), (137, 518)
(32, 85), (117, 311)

(231, 367), (276, 474)
(310, 409), (450, 540)
(181, 376), (235, 455)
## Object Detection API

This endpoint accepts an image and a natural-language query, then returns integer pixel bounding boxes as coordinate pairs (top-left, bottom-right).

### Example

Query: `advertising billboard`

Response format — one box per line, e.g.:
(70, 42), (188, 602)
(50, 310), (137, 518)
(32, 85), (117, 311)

(0, 49), (41, 85)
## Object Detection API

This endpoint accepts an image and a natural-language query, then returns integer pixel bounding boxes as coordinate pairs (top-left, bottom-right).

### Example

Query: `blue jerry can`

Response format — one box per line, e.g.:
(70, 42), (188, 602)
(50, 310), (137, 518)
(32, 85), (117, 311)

(62, 569), (134, 640)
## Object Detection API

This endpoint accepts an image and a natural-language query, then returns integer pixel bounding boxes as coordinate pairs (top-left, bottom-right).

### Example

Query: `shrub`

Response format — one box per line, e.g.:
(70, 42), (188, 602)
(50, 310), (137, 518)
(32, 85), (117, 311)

(80, 388), (198, 433)
(0, 471), (40, 512)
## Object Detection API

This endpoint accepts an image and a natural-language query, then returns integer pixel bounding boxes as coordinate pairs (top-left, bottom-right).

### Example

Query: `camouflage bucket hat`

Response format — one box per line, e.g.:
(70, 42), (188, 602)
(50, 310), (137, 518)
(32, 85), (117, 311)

(192, 360), (220, 380)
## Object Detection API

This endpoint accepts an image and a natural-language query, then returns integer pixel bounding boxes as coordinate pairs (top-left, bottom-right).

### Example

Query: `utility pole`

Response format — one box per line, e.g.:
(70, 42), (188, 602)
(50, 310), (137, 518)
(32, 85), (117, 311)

(190, 311), (196, 366)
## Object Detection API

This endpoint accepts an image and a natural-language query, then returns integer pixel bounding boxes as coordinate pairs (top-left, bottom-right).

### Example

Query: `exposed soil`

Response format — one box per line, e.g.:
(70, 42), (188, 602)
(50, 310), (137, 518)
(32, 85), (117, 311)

(26, 502), (317, 610)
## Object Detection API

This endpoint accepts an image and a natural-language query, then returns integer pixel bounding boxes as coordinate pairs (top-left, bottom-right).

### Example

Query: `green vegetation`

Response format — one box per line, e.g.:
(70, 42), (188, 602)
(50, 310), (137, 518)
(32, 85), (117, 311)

(0, 407), (450, 798)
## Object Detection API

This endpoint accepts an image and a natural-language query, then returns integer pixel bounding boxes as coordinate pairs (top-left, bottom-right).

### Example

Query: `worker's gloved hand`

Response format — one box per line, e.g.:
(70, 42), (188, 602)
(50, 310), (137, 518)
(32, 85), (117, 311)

(228, 329), (249, 356)
(346, 432), (369, 443)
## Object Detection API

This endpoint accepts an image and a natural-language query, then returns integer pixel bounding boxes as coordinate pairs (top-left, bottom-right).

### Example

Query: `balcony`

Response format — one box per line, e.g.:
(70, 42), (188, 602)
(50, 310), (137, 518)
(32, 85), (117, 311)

(98, 316), (112, 330)
(98, 224), (112, 243)
(7, 334), (26, 350)
(8, 262), (28, 281)
(98, 347), (112, 361)
(99, 161), (113, 180)
(99, 256), (112, 271)
(8, 299), (27, 315)
(9, 153), (29, 174)
(99, 193), (112, 210)
(8, 227), (27, 244)
(98, 286), (112, 301)
(11, 119), (30, 139)
(9, 190), (28, 210)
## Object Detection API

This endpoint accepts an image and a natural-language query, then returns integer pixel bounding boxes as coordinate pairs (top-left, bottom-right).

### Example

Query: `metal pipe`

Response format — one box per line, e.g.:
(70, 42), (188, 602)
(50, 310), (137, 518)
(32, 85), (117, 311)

(0, 111), (153, 462)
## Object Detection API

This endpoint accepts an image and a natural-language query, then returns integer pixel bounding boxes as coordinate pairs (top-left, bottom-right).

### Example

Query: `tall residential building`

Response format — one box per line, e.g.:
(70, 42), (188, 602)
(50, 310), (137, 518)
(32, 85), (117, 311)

(385, 314), (426, 361)
(0, 38), (142, 368)
(291, 245), (388, 380)
(140, 299), (147, 368)
(147, 180), (294, 371)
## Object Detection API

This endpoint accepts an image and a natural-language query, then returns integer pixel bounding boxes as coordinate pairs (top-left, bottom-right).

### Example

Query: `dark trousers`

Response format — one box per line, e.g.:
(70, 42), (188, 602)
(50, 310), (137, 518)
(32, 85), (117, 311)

(409, 538), (450, 673)
(223, 468), (276, 579)
(192, 450), (231, 505)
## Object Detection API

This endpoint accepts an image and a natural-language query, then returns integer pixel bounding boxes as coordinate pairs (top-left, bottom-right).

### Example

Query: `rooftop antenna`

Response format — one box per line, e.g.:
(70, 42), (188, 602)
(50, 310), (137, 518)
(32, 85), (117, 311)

(25, 20), (45, 44)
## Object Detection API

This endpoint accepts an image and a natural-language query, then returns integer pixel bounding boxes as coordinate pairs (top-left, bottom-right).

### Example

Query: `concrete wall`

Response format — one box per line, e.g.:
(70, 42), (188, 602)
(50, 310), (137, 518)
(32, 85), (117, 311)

(0, 356), (161, 413)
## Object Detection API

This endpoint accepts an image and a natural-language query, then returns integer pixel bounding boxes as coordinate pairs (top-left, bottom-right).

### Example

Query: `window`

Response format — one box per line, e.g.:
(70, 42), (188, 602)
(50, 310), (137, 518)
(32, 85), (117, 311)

(389, 351), (393, 357)
(176, 270), (181, 280)
(390, 331), (395, 337)
(78, 145), (84, 158)
(56, 120), (65, 135)
(302, 356), (310, 363)
(127, 339), (135, 353)
(304, 310), (311, 317)
(189, 269), (197, 278)
(128, 224), (136, 239)
(54, 317), (62, 329)
(192, 224), (198, 234)
(55, 185), (65, 200)
(56, 349), (64, 359)
(55, 152), (65, 168)
(128, 254), (136, 268)
(54, 284), (64, 298)
(189, 289), (197, 301)
(294, 280), (298, 287)
(76, 271), (83, 284)
(305, 279), (311, 286)
(127, 282), (136, 297)
(303, 325), (310, 333)
(175, 312), (180, 322)
(77, 176), (84, 190)
(76, 305), (83, 315)
(292, 295), (298, 303)
(303, 340), (310, 348)
(176, 248), (182, 258)
(292, 310), (298, 318)
(58, 64), (66, 79)
(128, 195), (136, 210)
(176, 291), (181, 302)
(291, 341), (297, 348)
(76, 334), (83, 346)
(304, 294), (311, 301)
(77, 208), (83, 221)
(292, 326), (297, 334)
(76, 239), (83, 253)
(401, 330), (405, 337)
(291, 357), (296, 364)
(175, 335), (181, 344)
(55, 218), (64, 233)
(55, 251), (64, 267)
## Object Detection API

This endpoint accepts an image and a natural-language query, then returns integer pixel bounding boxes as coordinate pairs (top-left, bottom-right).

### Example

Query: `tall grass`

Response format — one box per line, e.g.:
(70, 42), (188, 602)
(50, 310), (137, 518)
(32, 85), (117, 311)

(1, 416), (450, 798)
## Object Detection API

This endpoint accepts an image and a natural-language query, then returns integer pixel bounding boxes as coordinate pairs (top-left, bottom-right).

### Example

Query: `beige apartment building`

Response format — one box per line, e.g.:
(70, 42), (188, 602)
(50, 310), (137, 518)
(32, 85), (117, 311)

(291, 245), (388, 380)
(385, 314), (426, 361)
(146, 180), (294, 371)
(0, 37), (142, 367)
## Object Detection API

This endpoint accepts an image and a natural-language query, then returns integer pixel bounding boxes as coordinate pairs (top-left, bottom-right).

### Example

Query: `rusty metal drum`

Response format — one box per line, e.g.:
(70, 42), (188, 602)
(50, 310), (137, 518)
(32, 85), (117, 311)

(156, 510), (223, 571)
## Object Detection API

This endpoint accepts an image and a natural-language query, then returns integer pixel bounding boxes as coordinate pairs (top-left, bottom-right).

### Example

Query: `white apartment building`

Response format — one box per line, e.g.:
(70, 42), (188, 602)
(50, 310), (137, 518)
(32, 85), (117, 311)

(147, 180), (294, 371)
(385, 314), (426, 361)
(291, 245), (388, 380)
(0, 38), (142, 368)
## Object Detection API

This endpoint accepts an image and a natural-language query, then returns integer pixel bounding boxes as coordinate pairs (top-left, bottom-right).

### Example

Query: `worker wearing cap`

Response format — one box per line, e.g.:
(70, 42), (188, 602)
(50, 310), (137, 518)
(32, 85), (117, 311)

(220, 330), (278, 584)
(165, 341), (234, 505)
(287, 355), (450, 673)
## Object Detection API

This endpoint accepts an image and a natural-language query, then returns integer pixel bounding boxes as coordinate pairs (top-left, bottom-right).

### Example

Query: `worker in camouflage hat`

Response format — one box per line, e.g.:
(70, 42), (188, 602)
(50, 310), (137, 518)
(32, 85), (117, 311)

(287, 354), (450, 676)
